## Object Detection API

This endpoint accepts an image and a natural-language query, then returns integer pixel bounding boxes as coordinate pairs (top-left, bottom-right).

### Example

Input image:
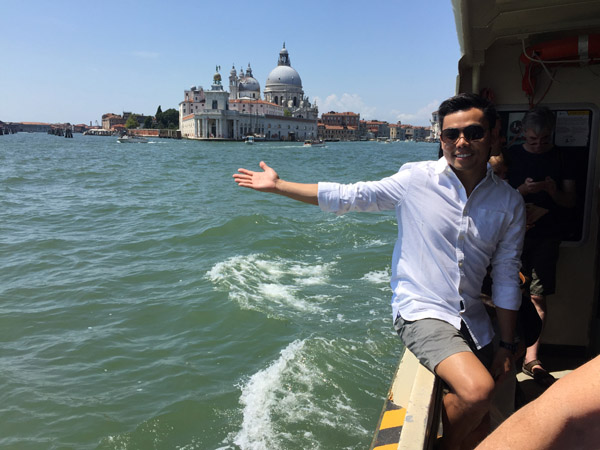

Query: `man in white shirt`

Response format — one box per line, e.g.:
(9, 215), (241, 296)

(233, 93), (526, 450)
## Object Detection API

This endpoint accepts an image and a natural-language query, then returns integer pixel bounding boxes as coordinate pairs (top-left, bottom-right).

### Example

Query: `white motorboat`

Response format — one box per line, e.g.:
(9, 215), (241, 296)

(245, 136), (255, 144)
(117, 135), (148, 143)
(303, 139), (325, 147)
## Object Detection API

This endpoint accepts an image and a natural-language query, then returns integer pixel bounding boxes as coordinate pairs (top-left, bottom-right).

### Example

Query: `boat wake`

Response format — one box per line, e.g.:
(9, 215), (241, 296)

(206, 253), (337, 319)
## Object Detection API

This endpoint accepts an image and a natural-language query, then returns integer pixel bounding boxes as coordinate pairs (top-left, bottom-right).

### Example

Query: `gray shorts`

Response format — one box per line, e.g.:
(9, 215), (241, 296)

(395, 316), (493, 374)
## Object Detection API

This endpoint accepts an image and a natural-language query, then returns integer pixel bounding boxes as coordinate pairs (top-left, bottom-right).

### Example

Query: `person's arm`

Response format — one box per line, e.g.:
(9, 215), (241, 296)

(233, 161), (318, 205)
(490, 307), (518, 382)
(476, 355), (600, 450)
(489, 196), (526, 382)
(545, 177), (576, 208)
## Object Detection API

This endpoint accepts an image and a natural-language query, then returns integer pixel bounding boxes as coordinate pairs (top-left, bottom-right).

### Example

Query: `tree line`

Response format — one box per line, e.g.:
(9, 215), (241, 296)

(125, 106), (179, 130)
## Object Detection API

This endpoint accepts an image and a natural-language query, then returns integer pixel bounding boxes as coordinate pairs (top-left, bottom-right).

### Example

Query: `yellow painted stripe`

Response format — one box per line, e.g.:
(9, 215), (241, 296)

(373, 444), (402, 450)
(379, 407), (406, 430)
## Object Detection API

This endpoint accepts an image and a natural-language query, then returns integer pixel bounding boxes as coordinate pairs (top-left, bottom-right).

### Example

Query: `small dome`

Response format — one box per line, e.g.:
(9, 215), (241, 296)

(266, 65), (302, 87)
(240, 76), (260, 92)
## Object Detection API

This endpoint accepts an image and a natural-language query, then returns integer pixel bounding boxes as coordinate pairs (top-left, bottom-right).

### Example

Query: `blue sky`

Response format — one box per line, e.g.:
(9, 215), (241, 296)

(1, 0), (460, 126)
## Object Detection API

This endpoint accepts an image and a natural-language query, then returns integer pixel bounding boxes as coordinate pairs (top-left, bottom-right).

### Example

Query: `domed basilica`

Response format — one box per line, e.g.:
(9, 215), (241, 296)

(179, 44), (318, 141)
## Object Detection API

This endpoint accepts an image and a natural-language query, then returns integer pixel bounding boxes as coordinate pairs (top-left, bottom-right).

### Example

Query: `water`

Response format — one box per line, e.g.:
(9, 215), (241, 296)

(0, 133), (438, 450)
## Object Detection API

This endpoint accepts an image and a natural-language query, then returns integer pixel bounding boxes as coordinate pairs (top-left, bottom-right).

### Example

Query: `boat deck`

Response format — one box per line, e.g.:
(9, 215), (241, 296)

(370, 349), (587, 450)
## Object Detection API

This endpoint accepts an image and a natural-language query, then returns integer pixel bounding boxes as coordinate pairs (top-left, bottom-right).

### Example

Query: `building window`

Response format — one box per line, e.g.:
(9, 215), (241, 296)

(212, 100), (218, 109)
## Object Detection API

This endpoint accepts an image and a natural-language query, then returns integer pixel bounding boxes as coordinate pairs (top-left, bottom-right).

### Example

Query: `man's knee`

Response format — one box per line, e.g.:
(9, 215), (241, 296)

(456, 375), (495, 412)
(437, 352), (495, 413)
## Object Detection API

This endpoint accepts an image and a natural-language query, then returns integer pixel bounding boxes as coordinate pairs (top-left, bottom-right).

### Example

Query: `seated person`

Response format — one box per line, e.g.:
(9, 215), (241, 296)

(505, 106), (576, 387)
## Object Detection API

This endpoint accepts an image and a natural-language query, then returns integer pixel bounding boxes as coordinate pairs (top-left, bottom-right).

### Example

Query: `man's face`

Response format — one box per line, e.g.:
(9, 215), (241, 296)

(524, 128), (553, 154)
(440, 108), (491, 181)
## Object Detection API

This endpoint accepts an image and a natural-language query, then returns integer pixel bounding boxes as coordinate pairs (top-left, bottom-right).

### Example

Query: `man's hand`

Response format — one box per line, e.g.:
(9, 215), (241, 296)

(491, 347), (513, 384)
(233, 161), (280, 192)
(232, 161), (319, 205)
(518, 177), (547, 195)
(543, 176), (557, 196)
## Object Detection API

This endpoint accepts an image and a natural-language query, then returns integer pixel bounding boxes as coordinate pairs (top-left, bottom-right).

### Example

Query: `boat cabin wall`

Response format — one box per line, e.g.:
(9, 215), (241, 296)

(459, 38), (600, 351)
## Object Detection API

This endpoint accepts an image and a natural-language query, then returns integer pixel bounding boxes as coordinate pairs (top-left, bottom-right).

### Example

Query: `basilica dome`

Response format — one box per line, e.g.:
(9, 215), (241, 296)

(266, 65), (302, 88)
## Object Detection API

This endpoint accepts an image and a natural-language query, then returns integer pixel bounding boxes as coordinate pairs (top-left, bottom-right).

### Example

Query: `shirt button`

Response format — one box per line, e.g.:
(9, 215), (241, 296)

(458, 234), (465, 241)
(463, 209), (468, 216)
(459, 289), (463, 294)
(458, 261), (464, 267)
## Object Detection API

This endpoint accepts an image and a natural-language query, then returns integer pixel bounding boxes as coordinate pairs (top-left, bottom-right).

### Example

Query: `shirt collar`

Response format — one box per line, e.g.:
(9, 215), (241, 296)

(487, 163), (501, 184)
(434, 156), (449, 174)
(435, 157), (499, 184)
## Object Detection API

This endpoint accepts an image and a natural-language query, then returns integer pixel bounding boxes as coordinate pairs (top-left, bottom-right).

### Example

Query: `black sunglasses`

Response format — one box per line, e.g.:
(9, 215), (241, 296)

(440, 125), (486, 144)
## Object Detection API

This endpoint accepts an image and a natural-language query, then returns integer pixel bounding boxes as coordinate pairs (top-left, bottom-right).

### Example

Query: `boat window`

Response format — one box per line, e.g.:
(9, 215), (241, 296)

(497, 105), (598, 245)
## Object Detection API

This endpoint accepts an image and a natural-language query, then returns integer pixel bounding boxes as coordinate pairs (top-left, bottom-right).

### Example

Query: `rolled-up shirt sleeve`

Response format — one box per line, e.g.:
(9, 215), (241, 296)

(318, 170), (410, 215)
(491, 195), (526, 311)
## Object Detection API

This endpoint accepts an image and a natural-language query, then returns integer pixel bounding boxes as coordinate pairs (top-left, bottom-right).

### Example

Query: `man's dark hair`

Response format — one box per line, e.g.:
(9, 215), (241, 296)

(438, 93), (497, 131)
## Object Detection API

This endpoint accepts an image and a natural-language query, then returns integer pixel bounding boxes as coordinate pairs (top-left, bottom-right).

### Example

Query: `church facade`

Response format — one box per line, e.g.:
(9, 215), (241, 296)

(179, 44), (318, 141)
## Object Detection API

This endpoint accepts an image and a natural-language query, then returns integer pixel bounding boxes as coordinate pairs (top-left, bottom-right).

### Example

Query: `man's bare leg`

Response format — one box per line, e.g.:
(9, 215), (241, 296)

(436, 351), (495, 450)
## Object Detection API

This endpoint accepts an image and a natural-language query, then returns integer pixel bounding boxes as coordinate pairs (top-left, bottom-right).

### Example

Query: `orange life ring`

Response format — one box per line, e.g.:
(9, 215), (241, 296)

(521, 34), (600, 97)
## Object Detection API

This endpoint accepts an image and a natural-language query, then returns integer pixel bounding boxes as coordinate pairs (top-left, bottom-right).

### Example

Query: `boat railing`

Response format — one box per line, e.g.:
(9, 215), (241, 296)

(370, 348), (443, 450)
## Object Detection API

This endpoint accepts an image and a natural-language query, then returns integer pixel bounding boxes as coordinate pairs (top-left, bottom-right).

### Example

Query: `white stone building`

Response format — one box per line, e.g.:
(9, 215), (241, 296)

(179, 45), (318, 141)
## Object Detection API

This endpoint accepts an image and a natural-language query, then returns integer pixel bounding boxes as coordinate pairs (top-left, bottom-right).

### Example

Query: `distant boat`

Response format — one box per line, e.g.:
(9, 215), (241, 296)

(303, 139), (325, 147)
(245, 136), (255, 144)
(117, 135), (148, 143)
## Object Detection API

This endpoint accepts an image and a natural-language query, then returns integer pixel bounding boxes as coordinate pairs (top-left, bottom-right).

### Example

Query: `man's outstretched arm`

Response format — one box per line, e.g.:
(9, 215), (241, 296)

(233, 161), (319, 205)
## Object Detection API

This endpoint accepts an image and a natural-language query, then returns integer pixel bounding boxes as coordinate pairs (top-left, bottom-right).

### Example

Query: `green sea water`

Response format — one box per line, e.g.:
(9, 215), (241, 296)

(0, 132), (439, 450)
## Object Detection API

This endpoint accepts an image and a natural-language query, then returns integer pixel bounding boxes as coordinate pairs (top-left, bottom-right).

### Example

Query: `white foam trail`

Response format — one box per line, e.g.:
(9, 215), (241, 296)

(360, 269), (390, 285)
(207, 254), (336, 317)
(234, 339), (306, 450)
(231, 338), (371, 450)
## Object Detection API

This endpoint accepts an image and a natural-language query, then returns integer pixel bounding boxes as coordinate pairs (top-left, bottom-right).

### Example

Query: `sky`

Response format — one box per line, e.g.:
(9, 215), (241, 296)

(1, 0), (461, 127)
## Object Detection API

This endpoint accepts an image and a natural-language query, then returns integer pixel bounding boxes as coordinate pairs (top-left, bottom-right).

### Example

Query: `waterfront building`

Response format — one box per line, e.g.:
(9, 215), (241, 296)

(365, 120), (390, 139)
(319, 111), (360, 141)
(102, 113), (125, 130)
(17, 122), (52, 133)
(102, 112), (147, 130)
(389, 123), (406, 140)
(412, 125), (431, 141)
(179, 45), (318, 141)
(429, 110), (440, 141)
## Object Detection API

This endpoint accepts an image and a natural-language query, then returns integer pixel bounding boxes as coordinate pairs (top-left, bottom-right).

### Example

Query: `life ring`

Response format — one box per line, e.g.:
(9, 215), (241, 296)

(521, 34), (600, 97)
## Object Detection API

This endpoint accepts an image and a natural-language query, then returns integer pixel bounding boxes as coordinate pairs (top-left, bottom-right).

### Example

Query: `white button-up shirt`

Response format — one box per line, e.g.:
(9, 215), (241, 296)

(318, 158), (526, 348)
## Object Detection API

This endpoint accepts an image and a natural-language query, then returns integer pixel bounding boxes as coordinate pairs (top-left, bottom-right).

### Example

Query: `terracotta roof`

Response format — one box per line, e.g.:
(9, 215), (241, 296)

(20, 122), (51, 125)
(322, 111), (358, 116)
